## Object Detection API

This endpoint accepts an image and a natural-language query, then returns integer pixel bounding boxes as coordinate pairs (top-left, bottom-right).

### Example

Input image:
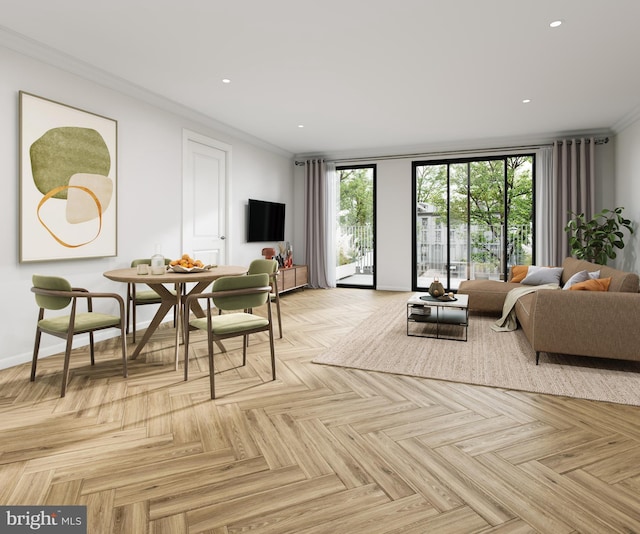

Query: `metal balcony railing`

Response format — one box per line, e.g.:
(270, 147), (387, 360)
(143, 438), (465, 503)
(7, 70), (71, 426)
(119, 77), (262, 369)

(416, 223), (532, 288)
(337, 225), (374, 274)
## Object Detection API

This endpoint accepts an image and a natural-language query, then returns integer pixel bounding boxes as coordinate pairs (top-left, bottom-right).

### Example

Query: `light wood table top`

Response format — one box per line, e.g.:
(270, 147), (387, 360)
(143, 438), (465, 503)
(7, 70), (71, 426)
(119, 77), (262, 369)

(104, 265), (248, 285)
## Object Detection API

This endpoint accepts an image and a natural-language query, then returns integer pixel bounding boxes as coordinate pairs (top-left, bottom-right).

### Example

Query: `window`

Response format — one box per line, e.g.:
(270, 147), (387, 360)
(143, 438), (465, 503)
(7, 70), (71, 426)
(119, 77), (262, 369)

(412, 155), (534, 291)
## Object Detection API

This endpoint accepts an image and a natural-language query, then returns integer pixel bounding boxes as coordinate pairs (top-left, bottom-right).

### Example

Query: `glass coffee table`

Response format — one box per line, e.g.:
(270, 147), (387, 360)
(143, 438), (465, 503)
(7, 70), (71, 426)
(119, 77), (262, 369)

(406, 293), (469, 341)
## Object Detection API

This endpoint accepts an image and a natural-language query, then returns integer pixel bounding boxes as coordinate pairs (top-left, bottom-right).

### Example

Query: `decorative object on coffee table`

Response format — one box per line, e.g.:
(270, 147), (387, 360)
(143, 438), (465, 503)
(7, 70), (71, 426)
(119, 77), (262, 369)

(428, 277), (445, 297)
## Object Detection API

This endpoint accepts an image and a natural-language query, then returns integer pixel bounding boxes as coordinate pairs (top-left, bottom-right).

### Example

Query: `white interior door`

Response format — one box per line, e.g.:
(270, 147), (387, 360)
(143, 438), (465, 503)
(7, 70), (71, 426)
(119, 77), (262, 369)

(182, 131), (231, 266)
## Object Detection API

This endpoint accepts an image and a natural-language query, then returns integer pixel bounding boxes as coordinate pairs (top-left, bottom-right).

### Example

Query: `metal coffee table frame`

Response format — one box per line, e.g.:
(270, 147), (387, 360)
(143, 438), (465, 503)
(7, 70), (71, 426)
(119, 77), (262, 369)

(406, 293), (469, 341)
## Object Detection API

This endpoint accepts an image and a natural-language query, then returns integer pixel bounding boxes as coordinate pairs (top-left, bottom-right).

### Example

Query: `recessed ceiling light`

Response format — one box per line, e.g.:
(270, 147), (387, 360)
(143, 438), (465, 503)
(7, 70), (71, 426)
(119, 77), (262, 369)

(550, 20), (562, 28)
(522, 99), (531, 104)
(222, 78), (231, 84)
(298, 124), (304, 128)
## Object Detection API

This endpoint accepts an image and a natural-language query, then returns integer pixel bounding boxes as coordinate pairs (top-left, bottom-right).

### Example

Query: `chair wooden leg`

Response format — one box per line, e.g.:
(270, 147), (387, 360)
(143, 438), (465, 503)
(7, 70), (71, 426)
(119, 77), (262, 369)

(274, 294), (282, 339)
(31, 328), (42, 382)
(184, 316), (191, 382)
(132, 304), (137, 343)
(269, 325), (276, 381)
(246, 308), (252, 346)
(271, 275), (283, 339)
(242, 335), (248, 366)
(60, 333), (74, 398)
(120, 325), (128, 378)
(208, 332), (216, 399)
(89, 332), (95, 366)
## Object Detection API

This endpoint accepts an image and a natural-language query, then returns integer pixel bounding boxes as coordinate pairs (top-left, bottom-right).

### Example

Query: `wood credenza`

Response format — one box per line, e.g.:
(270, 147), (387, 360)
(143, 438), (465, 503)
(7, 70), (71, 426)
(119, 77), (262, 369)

(275, 265), (308, 293)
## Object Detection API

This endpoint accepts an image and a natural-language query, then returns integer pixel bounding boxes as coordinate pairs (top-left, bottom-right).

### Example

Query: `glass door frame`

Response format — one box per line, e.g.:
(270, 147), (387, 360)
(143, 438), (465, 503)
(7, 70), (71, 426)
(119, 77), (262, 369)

(336, 164), (377, 289)
(411, 154), (536, 292)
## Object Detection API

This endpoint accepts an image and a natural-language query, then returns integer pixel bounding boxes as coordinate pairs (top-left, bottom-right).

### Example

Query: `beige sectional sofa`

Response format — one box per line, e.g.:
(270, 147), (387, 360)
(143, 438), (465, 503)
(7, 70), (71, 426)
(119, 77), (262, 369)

(458, 257), (640, 364)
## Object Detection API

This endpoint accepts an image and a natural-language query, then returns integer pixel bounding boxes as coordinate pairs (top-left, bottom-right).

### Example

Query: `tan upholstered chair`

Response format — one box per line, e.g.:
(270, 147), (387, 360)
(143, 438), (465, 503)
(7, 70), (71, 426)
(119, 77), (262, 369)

(127, 258), (178, 342)
(183, 273), (276, 399)
(247, 259), (282, 338)
(31, 274), (128, 397)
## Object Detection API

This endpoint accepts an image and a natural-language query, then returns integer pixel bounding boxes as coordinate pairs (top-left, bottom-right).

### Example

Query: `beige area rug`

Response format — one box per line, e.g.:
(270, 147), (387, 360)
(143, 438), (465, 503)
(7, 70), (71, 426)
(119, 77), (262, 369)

(312, 293), (640, 406)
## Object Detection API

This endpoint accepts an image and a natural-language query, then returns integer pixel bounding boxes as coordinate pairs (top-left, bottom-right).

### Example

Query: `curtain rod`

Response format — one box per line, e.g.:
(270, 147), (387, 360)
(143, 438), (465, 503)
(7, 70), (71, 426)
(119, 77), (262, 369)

(294, 137), (609, 165)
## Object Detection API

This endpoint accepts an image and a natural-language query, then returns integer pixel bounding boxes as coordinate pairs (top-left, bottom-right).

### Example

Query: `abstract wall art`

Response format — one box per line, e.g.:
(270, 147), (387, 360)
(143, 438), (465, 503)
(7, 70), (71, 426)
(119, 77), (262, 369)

(19, 91), (117, 262)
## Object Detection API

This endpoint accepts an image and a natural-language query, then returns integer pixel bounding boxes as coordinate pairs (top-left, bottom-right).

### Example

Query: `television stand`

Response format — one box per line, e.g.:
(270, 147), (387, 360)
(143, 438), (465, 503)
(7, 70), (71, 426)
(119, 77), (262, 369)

(276, 265), (308, 293)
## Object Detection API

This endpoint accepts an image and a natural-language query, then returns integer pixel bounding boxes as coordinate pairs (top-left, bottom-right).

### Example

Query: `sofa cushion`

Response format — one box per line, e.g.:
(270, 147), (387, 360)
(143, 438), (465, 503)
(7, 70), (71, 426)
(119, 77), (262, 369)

(569, 277), (612, 291)
(521, 266), (563, 286)
(511, 265), (529, 283)
(562, 269), (600, 289)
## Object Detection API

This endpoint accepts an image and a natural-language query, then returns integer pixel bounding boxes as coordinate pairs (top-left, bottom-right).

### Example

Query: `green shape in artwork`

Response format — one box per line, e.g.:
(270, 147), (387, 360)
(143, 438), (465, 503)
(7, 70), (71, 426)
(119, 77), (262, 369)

(30, 127), (111, 199)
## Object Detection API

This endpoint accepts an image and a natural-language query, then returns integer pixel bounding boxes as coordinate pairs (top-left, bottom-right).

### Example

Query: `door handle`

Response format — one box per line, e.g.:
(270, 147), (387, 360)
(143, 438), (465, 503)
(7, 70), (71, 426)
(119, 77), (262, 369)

(220, 236), (226, 240)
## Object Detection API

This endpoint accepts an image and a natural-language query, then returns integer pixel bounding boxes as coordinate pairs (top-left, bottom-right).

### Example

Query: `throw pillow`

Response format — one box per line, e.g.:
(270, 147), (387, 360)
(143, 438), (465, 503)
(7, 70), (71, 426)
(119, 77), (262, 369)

(511, 265), (529, 283)
(562, 269), (601, 290)
(569, 277), (611, 291)
(521, 266), (563, 286)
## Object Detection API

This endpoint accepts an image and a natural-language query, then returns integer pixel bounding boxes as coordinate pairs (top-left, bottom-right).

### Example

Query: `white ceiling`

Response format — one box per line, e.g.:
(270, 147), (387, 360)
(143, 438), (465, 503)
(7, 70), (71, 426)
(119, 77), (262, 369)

(2, 0), (640, 156)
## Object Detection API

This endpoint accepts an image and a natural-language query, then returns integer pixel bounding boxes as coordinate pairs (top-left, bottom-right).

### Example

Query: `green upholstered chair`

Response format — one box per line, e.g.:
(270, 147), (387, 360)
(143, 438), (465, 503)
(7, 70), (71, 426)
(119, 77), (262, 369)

(183, 273), (276, 399)
(247, 259), (282, 338)
(31, 274), (128, 397)
(127, 258), (178, 342)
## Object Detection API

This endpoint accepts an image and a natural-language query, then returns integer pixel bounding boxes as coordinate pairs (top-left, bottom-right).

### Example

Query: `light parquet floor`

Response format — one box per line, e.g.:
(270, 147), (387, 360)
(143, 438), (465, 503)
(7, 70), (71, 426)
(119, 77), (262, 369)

(2, 288), (640, 533)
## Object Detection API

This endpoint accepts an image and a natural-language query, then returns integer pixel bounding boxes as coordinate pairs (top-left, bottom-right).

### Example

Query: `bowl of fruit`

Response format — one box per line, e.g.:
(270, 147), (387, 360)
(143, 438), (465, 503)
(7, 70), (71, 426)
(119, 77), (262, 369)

(169, 254), (212, 273)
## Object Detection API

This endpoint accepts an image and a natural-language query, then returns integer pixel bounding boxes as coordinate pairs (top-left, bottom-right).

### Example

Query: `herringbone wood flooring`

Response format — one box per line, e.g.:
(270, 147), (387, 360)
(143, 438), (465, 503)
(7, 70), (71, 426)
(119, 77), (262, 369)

(2, 288), (640, 533)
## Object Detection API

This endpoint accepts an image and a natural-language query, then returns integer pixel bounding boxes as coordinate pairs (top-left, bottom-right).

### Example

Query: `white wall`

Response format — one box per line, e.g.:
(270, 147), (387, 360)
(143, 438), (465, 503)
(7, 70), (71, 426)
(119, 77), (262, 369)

(614, 116), (640, 274)
(595, 140), (616, 212)
(373, 159), (413, 291)
(0, 46), (294, 369)
(231, 143), (296, 262)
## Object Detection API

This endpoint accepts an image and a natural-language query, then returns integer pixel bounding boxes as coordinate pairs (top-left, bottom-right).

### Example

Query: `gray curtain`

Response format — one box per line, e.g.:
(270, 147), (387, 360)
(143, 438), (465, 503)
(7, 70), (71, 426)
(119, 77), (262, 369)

(304, 159), (332, 288)
(548, 137), (596, 265)
(536, 147), (555, 266)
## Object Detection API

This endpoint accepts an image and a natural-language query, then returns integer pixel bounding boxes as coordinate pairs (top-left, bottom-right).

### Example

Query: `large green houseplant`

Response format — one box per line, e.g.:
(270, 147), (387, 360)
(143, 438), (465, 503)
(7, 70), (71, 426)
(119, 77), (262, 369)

(564, 206), (633, 265)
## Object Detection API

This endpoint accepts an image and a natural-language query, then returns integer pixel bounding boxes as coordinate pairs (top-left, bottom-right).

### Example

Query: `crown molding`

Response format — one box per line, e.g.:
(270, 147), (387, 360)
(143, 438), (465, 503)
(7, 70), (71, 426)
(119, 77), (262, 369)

(611, 104), (640, 135)
(0, 25), (293, 159)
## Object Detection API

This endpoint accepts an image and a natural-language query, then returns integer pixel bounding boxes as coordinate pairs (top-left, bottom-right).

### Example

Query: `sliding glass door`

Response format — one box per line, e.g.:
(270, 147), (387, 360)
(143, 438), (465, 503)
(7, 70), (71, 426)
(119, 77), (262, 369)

(413, 155), (534, 292)
(335, 165), (376, 288)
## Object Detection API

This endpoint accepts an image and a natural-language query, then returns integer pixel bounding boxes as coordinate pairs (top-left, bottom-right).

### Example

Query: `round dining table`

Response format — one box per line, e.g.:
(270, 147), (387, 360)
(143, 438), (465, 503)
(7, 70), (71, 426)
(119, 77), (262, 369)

(104, 265), (248, 368)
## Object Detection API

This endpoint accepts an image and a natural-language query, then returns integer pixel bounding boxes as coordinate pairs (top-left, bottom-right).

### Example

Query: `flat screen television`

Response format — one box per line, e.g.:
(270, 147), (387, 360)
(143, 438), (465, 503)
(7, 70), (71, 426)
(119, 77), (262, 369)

(247, 199), (286, 242)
